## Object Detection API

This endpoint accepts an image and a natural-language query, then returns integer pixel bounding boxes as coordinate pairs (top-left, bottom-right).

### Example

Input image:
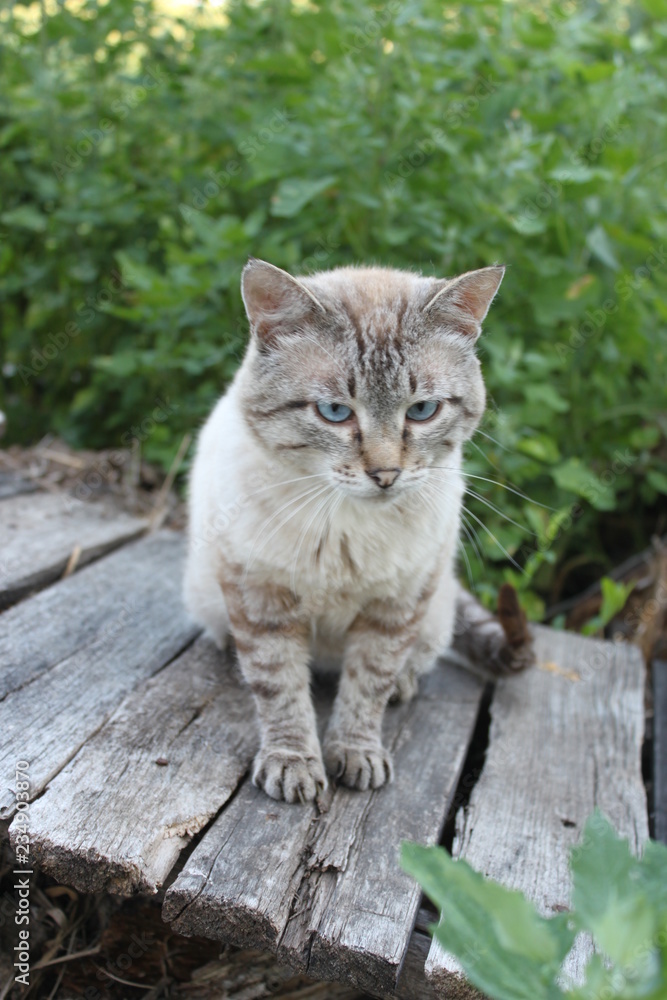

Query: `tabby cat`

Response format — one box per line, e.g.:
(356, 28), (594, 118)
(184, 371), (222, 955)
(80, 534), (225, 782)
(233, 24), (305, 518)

(184, 258), (533, 803)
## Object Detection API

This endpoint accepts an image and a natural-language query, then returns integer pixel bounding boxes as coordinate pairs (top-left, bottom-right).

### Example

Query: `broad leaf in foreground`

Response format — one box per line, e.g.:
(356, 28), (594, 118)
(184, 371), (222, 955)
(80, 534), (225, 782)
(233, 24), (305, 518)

(401, 842), (574, 1000)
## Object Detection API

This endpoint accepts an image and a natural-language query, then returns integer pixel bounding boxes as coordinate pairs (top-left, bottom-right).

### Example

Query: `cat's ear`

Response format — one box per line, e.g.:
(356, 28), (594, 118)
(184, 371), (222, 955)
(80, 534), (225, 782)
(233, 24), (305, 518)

(241, 258), (326, 345)
(423, 266), (505, 337)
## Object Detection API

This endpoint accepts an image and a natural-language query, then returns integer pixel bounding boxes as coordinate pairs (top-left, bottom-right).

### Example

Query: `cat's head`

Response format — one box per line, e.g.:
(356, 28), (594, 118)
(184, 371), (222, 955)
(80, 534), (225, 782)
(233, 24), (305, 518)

(238, 258), (503, 501)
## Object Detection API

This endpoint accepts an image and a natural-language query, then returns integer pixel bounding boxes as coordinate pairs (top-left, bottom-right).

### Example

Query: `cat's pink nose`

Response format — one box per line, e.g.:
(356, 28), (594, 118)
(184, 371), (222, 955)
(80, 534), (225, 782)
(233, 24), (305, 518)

(366, 467), (401, 489)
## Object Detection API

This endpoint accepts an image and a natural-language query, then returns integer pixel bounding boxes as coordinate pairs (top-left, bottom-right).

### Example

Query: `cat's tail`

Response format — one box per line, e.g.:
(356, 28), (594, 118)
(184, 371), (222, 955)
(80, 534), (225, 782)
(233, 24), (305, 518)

(452, 582), (535, 677)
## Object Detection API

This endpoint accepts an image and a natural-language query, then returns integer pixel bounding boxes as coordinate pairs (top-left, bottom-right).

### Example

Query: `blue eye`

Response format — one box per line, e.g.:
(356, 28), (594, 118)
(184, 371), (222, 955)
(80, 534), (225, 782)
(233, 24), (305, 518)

(316, 401), (353, 423)
(406, 400), (439, 421)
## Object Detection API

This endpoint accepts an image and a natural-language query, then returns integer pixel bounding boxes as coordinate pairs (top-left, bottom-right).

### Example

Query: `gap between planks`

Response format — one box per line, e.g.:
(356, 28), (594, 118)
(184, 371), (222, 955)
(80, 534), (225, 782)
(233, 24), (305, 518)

(425, 626), (648, 997)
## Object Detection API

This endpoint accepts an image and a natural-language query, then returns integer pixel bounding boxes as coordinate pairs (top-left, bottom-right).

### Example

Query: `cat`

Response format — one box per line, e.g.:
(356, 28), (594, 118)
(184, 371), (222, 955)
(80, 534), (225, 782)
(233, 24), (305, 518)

(184, 257), (534, 804)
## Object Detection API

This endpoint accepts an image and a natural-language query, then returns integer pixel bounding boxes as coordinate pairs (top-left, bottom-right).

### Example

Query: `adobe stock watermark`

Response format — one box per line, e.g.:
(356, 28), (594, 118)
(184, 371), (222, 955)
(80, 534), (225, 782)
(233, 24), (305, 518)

(342, 1), (401, 56)
(300, 231), (341, 273)
(52, 65), (168, 181)
(180, 108), (295, 220)
(17, 268), (129, 384)
(519, 117), (627, 223)
(535, 449), (637, 555)
(12, 760), (32, 989)
(383, 75), (496, 190)
(556, 243), (666, 361)
(64, 396), (179, 508)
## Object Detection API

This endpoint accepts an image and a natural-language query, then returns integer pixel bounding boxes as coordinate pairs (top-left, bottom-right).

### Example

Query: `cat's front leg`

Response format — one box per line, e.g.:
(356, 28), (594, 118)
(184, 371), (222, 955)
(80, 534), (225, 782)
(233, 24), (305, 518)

(323, 599), (423, 791)
(221, 571), (325, 804)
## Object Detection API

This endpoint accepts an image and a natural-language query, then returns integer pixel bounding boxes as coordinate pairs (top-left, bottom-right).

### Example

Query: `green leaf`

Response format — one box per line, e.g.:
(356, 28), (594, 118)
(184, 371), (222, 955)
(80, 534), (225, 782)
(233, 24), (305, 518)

(647, 469), (667, 495)
(550, 459), (615, 510)
(524, 385), (570, 413)
(586, 226), (620, 271)
(571, 811), (667, 985)
(1, 205), (48, 232)
(270, 176), (337, 218)
(517, 435), (561, 464)
(581, 577), (635, 635)
(401, 843), (573, 1000)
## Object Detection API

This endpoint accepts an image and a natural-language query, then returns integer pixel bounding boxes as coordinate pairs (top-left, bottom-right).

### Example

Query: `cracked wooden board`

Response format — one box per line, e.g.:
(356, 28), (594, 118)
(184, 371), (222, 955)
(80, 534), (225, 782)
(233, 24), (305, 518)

(163, 660), (486, 996)
(0, 490), (146, 609)
(425, 626), (648, 997)
(1, 531), (187, 700)
(19, 638), (256, 894)
(0, 531), (199, 830)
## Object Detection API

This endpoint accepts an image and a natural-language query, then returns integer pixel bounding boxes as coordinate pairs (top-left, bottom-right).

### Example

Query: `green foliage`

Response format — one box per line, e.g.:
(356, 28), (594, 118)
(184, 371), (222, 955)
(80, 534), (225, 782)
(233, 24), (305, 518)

(1, 0), (666, 604)
(581, 576), (635, 635)
(401, 811), (667, 1000)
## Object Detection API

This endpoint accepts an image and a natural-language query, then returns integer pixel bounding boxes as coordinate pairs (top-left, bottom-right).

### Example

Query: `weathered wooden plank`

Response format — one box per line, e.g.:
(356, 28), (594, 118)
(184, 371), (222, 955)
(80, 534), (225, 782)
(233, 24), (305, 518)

(0, 472), (36, 499)
(0, 531), (199, 829)
(390, 909), (445, 1000)
(164, 661), (486, 996)
(0, 491), (146, 609)
(18, 638), (256, 894)
(1, 531), (186, 700)
(654, 658), (667, 844)
(425, 627), (648, 997)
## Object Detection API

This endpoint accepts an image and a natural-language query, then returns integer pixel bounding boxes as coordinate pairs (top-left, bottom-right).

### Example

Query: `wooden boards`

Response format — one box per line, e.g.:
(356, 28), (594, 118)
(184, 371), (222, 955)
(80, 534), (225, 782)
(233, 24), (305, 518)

(0, 531), (198, 830)
(21, 638), (256, 895)
(163, 661), (486, 996)
(425, 626), (648, 997)
(0, 472), (36, 500)
(0, 490), (146, 609)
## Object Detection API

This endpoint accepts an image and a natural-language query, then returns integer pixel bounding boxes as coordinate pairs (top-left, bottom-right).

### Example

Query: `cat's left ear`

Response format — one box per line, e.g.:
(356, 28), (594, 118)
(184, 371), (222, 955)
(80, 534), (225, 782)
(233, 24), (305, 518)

(423, 266), (505, 338)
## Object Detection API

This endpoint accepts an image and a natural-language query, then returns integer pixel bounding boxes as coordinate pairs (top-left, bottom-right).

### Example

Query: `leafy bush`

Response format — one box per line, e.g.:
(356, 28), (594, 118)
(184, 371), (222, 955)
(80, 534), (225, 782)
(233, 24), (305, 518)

(402, 811), (667, 1000)
(1, 0), (666, 611)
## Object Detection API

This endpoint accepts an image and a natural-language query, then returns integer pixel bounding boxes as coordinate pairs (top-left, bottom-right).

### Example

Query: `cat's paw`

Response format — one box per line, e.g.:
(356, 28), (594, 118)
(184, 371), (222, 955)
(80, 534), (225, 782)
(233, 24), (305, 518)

(323, 738), (393, 791)
(389, 667), (419, 704)
(252, 747), (327, 804)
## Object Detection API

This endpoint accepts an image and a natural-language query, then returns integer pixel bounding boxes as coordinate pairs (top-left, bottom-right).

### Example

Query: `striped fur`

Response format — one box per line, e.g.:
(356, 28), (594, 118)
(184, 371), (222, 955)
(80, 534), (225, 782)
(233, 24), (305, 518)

(184, 259), (534, 803)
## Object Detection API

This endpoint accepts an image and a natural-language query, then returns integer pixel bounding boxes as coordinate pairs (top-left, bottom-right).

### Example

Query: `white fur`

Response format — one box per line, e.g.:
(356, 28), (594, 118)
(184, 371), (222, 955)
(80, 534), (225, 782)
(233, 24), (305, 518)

(184, 364), (464, 665)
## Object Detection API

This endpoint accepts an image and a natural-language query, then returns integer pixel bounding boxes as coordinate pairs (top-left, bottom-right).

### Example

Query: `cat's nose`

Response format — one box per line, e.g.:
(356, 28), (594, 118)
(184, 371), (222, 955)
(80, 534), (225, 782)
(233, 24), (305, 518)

(366, 467), (401, 489)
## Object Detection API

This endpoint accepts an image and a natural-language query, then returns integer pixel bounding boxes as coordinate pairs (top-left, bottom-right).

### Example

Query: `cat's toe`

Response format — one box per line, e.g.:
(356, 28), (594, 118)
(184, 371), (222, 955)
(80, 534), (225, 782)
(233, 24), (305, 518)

(324, 740), (393, 791)
(252, 748), (327, 804)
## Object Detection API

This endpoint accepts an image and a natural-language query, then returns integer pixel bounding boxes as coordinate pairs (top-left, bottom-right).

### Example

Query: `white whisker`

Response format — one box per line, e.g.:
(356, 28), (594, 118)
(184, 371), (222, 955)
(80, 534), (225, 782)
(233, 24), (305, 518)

(430, 466), (555, 511)
(241, 473), (328, 501)
(459, 509), (484, 566)
(289, 486), (336, 591)
(464, 487), (535, 535)
(243, 483), (328, 581)
(462, 503), (524, 573)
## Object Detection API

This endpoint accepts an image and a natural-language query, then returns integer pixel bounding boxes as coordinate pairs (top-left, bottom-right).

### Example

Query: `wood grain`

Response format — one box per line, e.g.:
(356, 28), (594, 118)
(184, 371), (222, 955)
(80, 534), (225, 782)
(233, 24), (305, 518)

(0, 531), (199, 829)
(0, 491), (146, 609)
(164, 661), (486, 996)
(1, 531), (186, 700)
(425, 626), (648, 997)
(20, 638), (256, 894)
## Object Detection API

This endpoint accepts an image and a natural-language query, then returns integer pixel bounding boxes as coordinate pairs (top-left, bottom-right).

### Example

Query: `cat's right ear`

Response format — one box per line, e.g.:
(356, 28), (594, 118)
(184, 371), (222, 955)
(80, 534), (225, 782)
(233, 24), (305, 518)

(241, 258), (326, 346)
